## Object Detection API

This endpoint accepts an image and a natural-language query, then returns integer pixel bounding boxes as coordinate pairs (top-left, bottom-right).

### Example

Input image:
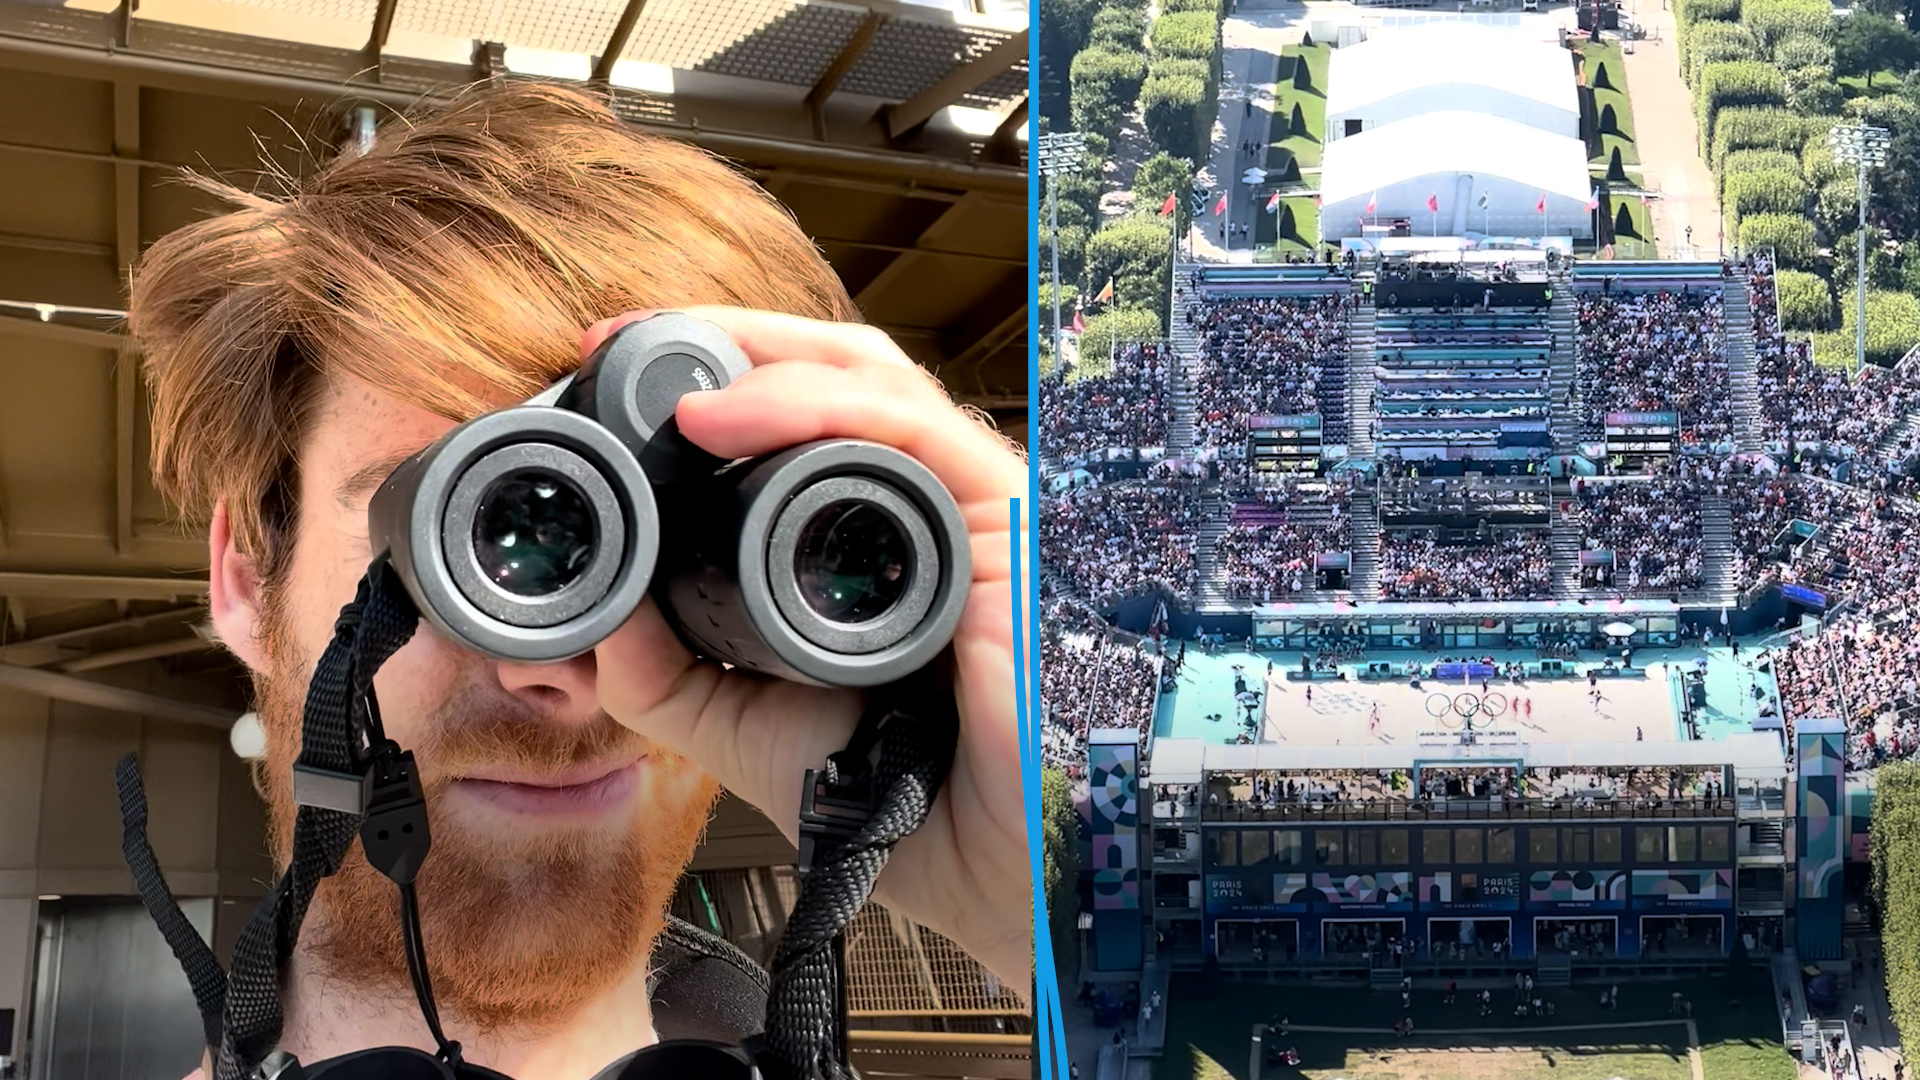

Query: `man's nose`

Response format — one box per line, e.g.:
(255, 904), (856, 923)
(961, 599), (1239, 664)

(492, 653), (600, 724)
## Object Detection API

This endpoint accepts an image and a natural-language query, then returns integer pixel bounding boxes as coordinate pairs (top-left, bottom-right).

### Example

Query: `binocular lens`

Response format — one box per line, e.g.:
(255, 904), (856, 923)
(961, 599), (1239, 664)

(793, 501), (913, 625)
(473, 469), (597, 598)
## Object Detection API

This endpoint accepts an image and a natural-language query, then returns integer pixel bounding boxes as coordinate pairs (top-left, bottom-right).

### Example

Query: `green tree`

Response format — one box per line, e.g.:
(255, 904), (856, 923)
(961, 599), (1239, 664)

(1133, 152), (1195, 219)
(1079, 306), (1166, 365)
(1836, 13), (1920, 89)
(1840, 288), (1920, 363)
(1041, 767), (1081, 958)
(1085, 214), (1175, 326)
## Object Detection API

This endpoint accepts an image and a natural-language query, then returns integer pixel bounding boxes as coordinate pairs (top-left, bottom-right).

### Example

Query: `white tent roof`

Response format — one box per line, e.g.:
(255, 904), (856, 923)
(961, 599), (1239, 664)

(1326, 23), (1578, 120)
(1320, 111), (1592, 204)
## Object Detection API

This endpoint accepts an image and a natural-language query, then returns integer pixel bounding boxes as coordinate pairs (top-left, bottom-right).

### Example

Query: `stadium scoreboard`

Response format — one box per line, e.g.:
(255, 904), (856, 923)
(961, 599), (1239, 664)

(1248, 413), (1323, 472)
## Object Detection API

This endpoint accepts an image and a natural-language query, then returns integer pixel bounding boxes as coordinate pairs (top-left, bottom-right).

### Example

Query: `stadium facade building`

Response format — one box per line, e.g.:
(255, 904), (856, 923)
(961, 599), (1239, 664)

(1068, 258), (1865, 979)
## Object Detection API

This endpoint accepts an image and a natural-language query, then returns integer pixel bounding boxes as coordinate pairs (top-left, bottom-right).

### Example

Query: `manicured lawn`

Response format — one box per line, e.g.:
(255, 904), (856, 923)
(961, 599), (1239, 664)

(1253, 196), (1321, 254)
(1839, 70), (1903, 95)
(1268, 43), (1330, 172)
(1601, 188), (1658, 259)
(1155, 976), (1791, 1080)
(1581, 40), (1640, 169)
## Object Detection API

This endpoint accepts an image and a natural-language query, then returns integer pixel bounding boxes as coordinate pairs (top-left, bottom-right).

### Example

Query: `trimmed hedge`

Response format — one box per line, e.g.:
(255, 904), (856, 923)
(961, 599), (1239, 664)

(1742, 0), (1834, 50)
(1739, 211), (1818, 267)
(1070, 46), (1148, 139)
(1776, 31), (1835, 70)
(1875, 763), (1920, 1055)
(1721, 148), (1803, 194)
(1689, 21), (1762, 84)
(1724, 167), (1810, 232)
(1080, 306), (1167, 367)
(1142, 59), (1212, 162)
(1150, 10), (1219, 61)
(1697, 60), (1788, 142)
(1160, 0), (1223, 12)
(1679, 0), (1742, 29)
(1088, 7), (1147, 50)
(1133, 152), (1195, 219)
(1790, 77), (1847, 116)
(1711, 107), (1806, 168)
(1803, 130), (1847, 186)
(1775, 268), (1834, 330)
(1840, 290), (1920, 365)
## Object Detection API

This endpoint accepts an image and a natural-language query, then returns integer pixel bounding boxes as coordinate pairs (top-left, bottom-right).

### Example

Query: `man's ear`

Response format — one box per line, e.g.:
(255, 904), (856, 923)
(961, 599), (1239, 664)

(208, 500), (268, 673)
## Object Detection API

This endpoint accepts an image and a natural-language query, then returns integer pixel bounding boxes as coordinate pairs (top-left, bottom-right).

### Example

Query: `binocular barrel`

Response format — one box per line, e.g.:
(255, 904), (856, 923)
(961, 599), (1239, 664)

(367, 314), (971, 687)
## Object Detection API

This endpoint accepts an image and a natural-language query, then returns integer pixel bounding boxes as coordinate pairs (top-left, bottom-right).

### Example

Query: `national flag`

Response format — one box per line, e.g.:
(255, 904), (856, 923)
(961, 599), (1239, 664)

(1071, 308), (1087, 334)
(1266, 191), (1282, 213)
(1536, 191), (1549, 213)
(1476, 191), (1489, 209)
(1213, 192), (1229, 216)
(1364, 191), (1377, 215)
(1159, 193), (1177, 217)
(1585, 187), (1600, 212)
(1095, 277), (1115, 304)
(1426, 193), (1439, 213)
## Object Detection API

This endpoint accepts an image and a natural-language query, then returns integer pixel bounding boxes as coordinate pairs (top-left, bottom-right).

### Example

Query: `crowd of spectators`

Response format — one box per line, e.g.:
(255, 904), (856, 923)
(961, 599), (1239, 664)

(1749, 255), (1920, 474)
(1039, 478), (1200, 607)
(1189, 295), (1349, 453)
(1576, 287), (1729, 445)
(1038, 341), (1176, 464)
(1728, 472), (1866, 593)
(1379, 528), (1553, 600)
(1562, 477), (1706, 592)
(1214, 478), (1354, 602)
(1759, 479), (1920, 768)
(1039, 627), (1162, 773)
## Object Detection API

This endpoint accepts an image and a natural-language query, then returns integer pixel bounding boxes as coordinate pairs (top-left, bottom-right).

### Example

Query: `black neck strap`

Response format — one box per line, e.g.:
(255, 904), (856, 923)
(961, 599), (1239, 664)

(118, 559), (957, 1080)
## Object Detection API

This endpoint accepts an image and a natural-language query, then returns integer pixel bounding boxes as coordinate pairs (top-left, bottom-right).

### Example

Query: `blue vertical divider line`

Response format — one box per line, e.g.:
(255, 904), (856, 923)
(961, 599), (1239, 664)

(1025, 3), (1069, 1071)
(1012, 496), (1067, 1079)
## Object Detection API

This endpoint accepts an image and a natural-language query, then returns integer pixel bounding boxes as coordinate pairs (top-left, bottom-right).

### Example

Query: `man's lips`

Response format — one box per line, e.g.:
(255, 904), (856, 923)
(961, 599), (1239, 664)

(449, 757), (646, 816)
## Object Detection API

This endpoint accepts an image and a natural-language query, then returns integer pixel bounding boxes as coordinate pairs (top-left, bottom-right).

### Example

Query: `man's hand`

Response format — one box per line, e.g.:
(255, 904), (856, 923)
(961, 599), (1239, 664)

(585, 307), (1031, 994)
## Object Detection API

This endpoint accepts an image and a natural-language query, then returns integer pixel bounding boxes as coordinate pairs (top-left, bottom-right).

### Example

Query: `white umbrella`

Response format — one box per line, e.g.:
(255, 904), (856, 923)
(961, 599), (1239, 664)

(1603, 621), (1636, 638)
(1242, 167), (1268, 185)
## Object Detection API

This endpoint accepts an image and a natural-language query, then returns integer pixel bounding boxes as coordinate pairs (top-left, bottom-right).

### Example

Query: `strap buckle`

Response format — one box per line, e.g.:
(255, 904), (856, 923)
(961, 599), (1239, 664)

(795, 768), (873, 879)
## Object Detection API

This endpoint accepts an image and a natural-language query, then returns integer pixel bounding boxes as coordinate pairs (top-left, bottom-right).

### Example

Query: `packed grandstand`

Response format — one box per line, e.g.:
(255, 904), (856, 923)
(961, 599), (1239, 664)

(1040, 251), (1920, 787)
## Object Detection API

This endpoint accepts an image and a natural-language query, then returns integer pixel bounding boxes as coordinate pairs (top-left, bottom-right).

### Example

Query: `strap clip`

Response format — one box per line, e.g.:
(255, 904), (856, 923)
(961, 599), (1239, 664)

(795, 768), (874, 879)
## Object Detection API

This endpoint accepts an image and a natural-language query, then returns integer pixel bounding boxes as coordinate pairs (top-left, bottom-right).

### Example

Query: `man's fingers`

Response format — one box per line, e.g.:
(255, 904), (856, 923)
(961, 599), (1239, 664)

(675, 360), (1022, 508)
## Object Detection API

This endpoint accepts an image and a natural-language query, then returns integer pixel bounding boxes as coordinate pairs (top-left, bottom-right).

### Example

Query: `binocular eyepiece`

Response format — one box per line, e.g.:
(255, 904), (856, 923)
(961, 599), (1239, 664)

(367, 314), (971, 687)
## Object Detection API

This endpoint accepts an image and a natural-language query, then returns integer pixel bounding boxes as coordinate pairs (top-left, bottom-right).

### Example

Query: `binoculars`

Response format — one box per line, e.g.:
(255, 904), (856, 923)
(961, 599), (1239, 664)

(367, 313), (971, 687)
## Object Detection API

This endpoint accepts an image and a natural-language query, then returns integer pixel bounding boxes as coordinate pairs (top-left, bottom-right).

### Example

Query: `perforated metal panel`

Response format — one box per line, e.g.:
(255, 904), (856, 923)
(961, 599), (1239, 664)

(840, 18), (1026, 108)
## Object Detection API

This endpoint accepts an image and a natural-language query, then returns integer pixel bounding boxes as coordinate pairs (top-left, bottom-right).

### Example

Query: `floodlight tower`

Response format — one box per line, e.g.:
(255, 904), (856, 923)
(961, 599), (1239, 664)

(1828, 124), (1892, 373)
(1038, 131), (1088, 371)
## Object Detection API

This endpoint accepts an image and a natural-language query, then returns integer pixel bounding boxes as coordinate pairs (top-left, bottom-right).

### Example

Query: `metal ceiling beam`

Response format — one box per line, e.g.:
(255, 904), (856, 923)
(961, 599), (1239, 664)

(113, 82), (142, 558)
(0, 606), (202, 664)
(0, 572), (207, 601)
(0, 35), (1026, 195)
(361, 0), (397, 77)
(59, 636), (215, 674)
(829, 236), (1022, 268)
(590, 0), (650, 84)
(0, 233), (116, 259)
(0, 661), (235, 729)
(0, 316), (122, 351)
(882, 29), (1028, 141)
(114, 343), (138, 556)
(945, 302), (1027, 370)
(855, 191), (984, 308)
(803, 11), (887, 141)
